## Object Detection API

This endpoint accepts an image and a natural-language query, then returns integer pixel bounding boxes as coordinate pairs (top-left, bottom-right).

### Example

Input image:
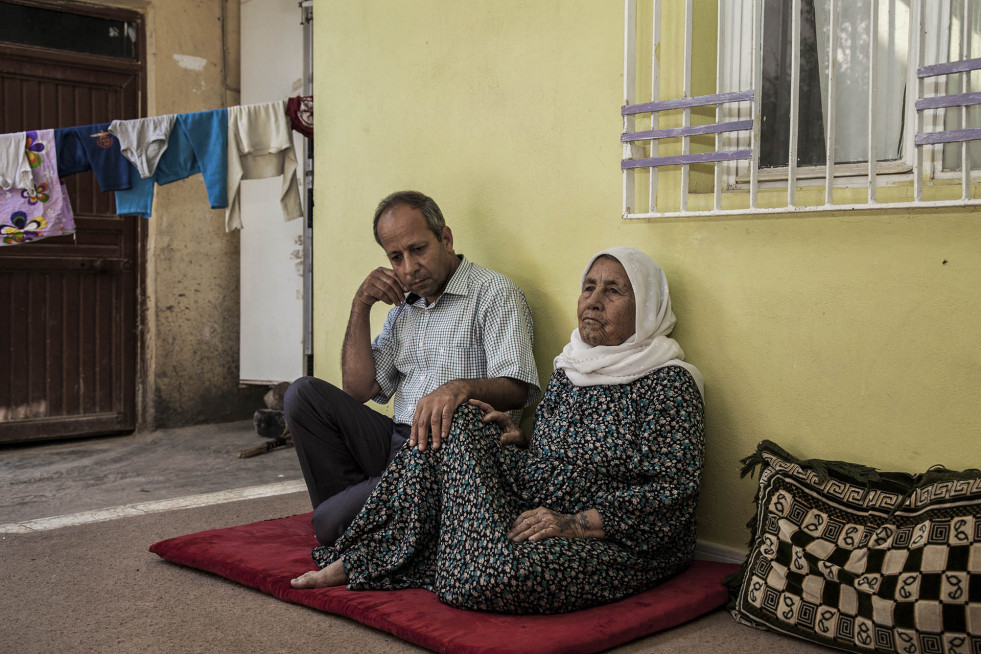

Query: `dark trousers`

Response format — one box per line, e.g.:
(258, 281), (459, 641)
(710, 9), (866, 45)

(284, 376), (408, 545)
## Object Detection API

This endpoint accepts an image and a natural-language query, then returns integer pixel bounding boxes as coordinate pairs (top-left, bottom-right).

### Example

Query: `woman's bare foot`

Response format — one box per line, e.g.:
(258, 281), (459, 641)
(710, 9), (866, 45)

(290, 559), (348, 589)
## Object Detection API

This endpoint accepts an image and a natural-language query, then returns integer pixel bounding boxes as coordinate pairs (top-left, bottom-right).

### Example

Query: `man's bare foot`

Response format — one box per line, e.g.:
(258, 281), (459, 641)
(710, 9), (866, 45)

(290, 559), (348, 589)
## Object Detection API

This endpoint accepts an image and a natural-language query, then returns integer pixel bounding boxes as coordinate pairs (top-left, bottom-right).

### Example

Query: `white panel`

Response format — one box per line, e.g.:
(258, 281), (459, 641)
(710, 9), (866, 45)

(239, 0), (307, 384)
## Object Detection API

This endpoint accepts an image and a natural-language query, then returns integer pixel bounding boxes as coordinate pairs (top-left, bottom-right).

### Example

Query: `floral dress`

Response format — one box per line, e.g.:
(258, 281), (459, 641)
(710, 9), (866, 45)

(312, 366), (705, 614)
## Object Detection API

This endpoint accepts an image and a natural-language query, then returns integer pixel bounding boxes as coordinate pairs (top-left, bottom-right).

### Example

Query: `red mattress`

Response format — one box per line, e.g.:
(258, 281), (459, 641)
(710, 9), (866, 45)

(150, 512), (737, 654)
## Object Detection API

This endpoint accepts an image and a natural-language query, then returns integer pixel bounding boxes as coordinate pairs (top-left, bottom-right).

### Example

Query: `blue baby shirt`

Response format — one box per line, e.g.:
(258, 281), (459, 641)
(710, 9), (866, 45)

(55, 123), (132, 192)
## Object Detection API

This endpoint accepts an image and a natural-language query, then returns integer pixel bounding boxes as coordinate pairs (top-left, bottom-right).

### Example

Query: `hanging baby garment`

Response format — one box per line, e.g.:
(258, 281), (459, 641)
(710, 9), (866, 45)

(225, 100), (303, 231)
(176, 108), (228, 209)
(109, 115), (177, 179)
(114, 126), (194, 217)
(0, 132), (33, 191)
(114, 108), (229, 217)
(285, 96), (313, 138)
(54, 123), (132, 191)
(0, 129), (76, 246)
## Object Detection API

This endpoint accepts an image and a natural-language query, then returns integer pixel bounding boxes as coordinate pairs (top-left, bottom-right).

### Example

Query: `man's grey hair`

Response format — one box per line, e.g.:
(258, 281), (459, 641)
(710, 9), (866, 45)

(372, 190), (446, 245)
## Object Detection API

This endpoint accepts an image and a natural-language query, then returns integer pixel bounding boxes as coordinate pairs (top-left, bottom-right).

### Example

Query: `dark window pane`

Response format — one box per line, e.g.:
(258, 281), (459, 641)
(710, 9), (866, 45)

(0, 2), (137, 59)
(760, 0), (826, 168)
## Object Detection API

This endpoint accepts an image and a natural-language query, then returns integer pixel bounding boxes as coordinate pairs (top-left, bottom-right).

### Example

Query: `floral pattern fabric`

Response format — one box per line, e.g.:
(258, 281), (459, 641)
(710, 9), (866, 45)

(312, 366), (705, 614)
(0, 130), (75, 246)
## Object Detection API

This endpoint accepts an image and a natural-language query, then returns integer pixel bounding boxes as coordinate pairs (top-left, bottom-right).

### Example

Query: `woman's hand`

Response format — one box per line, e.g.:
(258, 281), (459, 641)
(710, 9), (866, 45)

(508, 507), (605, 542)
(468, 398), (527, 447)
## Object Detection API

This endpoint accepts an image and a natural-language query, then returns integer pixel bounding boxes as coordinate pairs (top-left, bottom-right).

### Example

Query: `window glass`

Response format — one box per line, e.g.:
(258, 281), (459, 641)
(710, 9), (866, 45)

(760, 0), (908, 169)
(942, 0), (981, 171)
(760, 0), (826, 168)
(0, 2), (137, 59)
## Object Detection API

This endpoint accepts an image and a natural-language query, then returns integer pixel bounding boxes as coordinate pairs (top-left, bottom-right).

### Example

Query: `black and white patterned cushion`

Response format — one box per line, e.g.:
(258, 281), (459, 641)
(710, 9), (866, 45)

(726, 441), (981, 653)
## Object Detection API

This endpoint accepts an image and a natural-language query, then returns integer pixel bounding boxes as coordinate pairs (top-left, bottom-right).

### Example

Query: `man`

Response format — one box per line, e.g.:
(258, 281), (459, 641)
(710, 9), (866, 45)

(285, 190), (540, 545)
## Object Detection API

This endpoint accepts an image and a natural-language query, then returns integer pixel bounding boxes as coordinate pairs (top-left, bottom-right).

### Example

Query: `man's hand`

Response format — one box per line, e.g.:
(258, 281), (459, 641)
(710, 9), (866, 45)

(468, 398), (527, 447)
(354, 267), (407, 308)
(410, 381), (469, 451)
(509, 508), (598, 543)
(342, 268), (403, 402)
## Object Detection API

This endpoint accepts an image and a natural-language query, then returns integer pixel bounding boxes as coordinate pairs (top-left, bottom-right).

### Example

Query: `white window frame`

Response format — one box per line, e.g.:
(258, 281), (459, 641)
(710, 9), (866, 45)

(622, 0), (981, 219)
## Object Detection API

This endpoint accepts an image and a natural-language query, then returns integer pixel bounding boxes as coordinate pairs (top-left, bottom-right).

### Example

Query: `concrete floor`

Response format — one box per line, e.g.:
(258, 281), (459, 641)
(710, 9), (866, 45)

(0, 421), (832, 653)
(0, 420), (306, 526)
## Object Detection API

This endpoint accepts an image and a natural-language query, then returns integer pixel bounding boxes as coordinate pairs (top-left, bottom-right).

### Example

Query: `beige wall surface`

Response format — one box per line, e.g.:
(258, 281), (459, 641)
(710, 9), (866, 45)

(313, 1), (981, 550)
(94, 0), (262, 428)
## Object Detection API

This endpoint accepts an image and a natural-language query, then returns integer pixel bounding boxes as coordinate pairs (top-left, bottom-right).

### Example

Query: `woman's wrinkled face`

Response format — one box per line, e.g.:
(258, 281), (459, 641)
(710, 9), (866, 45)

(577, 256), (636, 347)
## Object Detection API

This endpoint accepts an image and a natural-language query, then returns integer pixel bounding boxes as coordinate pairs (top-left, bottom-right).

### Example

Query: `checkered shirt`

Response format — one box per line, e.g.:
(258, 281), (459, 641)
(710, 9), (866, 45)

(371, 256), (540, 425)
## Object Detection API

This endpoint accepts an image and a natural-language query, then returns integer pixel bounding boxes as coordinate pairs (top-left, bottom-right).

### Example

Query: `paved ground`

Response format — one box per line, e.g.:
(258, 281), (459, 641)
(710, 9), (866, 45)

(0, 420), (305, 525)
(0, 422), (830, 653)
(1, 491), (422, 654)
(1, 489), (826, 654)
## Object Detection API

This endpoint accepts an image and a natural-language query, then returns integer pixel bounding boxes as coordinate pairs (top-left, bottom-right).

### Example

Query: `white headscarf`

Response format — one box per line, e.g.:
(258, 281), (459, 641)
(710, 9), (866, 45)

(553, 247), (704, 397)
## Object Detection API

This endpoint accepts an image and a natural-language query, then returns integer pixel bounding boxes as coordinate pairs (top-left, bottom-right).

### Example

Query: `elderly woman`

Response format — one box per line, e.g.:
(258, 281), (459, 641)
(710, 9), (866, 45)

(291, 247), (705, 614)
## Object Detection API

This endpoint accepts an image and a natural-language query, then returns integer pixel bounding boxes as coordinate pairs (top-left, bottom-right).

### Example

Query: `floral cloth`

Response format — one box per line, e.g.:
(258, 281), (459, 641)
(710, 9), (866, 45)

(312, 366), (705, 614)
(0, 130), (75, 246)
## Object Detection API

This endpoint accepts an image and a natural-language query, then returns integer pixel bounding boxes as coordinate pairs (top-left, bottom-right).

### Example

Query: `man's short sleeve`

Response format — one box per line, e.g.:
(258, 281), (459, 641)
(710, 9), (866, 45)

(370, 305), (402, 404)
(480, 279), (541, 407)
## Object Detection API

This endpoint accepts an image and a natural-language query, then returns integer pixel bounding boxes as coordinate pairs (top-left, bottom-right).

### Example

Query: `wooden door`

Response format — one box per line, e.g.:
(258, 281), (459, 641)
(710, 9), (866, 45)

(0, 1), (145, 444)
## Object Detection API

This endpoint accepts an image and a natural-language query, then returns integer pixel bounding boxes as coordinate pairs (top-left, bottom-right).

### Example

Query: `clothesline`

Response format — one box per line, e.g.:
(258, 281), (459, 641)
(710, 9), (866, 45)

(0, 96), (313, 247)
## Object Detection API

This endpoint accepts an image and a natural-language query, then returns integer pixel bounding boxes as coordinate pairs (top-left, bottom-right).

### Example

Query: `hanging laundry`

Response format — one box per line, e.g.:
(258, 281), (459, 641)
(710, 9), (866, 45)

(0, 129), (75, 246)
(177, 108), (228, 209)
(54, 123), (132, 191)
(225, 100), (303, 231)
(114, 125), (194, 217)
(109, 114), (177, 179)
(286, 95), (313, 139)
(0, 132), (34, 191)
(115, 108), (229, 217)
(2, 100), (307, 226)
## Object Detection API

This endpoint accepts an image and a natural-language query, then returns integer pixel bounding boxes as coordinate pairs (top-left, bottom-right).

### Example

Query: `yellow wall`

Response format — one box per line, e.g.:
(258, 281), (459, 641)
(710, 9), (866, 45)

(313, 0), (981, 550)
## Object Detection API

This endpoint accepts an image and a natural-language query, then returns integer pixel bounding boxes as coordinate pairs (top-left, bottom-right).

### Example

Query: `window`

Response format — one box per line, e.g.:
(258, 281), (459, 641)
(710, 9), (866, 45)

(759, 0), (827, 169)
(622, 0), (981, 218)
(756, 1), (909, 170)
(0, 1), (138, 59)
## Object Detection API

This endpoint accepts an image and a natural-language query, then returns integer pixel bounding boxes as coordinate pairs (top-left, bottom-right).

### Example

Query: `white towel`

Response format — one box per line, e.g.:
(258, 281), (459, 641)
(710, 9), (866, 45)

(0, 133), (34, 191)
